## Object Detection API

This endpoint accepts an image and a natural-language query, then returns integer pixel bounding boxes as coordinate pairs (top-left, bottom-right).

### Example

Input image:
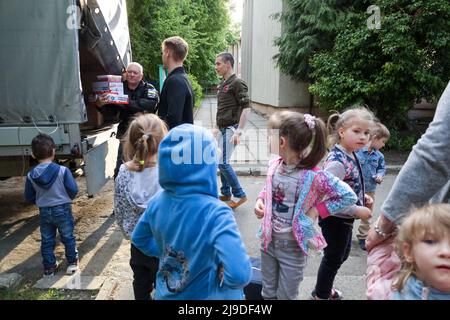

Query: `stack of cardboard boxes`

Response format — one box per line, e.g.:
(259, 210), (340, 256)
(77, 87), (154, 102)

(90, 75), (129, 104)
(85, 75), (129, 127)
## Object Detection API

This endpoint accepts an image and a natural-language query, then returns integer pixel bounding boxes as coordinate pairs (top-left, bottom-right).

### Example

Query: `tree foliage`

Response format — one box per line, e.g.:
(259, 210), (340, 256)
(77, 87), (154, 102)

(274, 0), (368, 82)
(127, 0), (233, 89)
(274, 0), (450, 129)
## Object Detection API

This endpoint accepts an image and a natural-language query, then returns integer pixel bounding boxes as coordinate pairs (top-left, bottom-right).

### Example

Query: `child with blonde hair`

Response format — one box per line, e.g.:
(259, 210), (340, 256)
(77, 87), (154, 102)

(392, 204), (450, 300)
(311, 107), (374, 299)
(254, 111), (358, 300)
(114, 113), (168, 300)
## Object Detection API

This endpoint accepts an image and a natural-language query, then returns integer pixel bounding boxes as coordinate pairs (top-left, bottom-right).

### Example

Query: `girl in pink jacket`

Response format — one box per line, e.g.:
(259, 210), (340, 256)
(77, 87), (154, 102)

(254, 112), (357, 300)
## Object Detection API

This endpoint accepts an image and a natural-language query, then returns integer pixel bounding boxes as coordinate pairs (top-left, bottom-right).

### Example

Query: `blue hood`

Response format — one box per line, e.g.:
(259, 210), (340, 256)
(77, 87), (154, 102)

(132, 124), (251, 299)
(30, 162), (60, 189)
(158, 124), (218, 197)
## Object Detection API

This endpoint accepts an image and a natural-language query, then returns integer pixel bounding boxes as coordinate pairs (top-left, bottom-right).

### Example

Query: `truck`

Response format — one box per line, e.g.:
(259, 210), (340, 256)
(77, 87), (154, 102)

(0, 0), (132, 196)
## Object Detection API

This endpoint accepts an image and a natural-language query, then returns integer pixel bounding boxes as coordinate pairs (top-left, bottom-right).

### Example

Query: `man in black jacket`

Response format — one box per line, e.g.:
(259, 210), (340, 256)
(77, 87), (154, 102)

(158, 36), (194, 130)
(96, 62), (159, 179)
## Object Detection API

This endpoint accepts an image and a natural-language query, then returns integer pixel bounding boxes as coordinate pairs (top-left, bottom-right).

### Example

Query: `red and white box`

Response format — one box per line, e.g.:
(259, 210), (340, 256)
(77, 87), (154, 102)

(96, 74), (123, 82)
(92, 81), (124, 94)
(88, 93), (129, 105)
(103, 93), (129, 104)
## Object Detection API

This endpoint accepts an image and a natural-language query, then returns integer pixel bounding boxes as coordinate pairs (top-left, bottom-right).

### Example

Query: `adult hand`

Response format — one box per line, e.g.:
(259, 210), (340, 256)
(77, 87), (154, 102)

(254, 198), (265, 219)
(95, 93), (108, 107)
(211, 128), (220, 139)
(365, 214), (396, 252)
(229, 132), (240, 145)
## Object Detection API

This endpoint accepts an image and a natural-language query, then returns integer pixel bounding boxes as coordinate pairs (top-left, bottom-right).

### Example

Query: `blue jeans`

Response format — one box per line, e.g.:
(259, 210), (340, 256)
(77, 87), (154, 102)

(39, 203), (78, 270)
(218, 126), (246, 198)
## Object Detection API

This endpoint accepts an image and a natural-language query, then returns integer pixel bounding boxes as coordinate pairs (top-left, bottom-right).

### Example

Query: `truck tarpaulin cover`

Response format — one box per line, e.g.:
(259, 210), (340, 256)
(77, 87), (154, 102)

(0, 0), (85, 124)
(97, 0), (131, 68)
(0, 0), (131, 125)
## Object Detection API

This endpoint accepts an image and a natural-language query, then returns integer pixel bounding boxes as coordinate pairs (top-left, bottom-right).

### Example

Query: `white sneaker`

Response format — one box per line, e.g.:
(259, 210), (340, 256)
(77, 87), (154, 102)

(66, 263), (79, 275)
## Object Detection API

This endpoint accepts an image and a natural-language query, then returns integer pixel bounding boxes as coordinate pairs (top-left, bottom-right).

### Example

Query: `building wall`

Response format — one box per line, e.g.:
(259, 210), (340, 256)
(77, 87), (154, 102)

(250, 0), (281, 107)
(279, 73), (311, 108)
(228, 41), (241, 77)
(241, 0), (253, 93)
(242, 0), (312, 110)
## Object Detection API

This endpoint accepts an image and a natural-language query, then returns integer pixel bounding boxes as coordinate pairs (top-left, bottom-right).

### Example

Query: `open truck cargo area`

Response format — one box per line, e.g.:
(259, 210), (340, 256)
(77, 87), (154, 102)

(0, 0), (132, 196)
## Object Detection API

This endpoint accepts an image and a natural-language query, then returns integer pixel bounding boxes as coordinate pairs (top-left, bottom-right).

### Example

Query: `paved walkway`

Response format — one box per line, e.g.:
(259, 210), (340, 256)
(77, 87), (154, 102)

(194, 95), (271, 175)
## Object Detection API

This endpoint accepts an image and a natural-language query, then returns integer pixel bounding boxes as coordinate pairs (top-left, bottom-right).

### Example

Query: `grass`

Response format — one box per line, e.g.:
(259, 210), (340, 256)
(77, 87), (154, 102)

(0, 284), (64, 300)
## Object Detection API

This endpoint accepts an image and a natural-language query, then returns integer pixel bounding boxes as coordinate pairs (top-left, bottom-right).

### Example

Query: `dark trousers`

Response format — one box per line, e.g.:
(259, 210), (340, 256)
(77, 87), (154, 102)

(114, 143), (123, 180)
(314, 216), (354, 299)
(130, 243), (159, 300)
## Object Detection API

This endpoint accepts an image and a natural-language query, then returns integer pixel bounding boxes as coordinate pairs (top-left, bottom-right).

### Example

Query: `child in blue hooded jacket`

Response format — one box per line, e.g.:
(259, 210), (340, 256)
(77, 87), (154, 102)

(24, 133), (79, 277)
(131, 124), (252, 299)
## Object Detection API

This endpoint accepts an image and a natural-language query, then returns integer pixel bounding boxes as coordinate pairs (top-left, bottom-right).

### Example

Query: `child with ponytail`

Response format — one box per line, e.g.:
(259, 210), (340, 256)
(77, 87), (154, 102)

(114, 113), (168, 300)
(254, 111), (358, 299)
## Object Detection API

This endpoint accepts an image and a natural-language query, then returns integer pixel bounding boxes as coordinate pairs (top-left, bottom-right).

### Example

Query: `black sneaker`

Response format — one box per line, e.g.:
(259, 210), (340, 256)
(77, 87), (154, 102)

(43, 261), (59, 277)
(43, 269), (55, 277)
(310, 288), (343, 300)
(358, 239), (367, 251)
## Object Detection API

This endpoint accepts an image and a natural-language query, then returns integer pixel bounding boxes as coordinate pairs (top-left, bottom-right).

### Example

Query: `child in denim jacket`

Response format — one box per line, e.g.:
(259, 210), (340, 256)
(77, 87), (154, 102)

(356, 122), (390, 250)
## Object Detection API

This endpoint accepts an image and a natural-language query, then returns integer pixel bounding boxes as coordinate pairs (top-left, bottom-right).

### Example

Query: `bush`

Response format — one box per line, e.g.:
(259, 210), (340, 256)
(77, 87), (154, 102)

(385, 128), (418, 151)
(188, 74), (203, 109)
(275, 0), (450, 139)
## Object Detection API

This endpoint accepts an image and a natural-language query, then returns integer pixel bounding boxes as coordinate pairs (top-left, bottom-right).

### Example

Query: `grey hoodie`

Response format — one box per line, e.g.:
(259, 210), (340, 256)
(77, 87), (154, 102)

(24, 162), (78, 208)
(382, 81), (450, 224)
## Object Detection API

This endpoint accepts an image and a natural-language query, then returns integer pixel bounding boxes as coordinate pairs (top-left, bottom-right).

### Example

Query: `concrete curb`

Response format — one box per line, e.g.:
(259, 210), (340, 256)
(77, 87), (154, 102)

(0, 273), (23, 290)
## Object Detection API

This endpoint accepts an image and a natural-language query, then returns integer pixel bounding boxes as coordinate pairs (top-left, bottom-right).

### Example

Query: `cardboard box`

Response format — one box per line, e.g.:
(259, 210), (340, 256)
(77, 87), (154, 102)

(88, 93), (129, 105)
(103, 93), (129, 104)
(96, 74), (123, 82)
(92, 81), (124, 94)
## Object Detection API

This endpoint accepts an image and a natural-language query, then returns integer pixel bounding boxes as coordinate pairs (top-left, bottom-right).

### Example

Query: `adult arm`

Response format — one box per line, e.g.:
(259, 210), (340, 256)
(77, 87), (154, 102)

(230, 80), (250, 144)
(237, 108), (250, 132)
(382, 81), (450, 224)
(163, 77), (187, 129)
(367, 81), (450, 251)
(126, 83), (159, 113)
(95, 83), (158, 114)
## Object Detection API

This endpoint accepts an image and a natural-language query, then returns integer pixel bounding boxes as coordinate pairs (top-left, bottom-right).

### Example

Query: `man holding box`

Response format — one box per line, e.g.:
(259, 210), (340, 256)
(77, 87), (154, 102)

(96, 62), (159, 179)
